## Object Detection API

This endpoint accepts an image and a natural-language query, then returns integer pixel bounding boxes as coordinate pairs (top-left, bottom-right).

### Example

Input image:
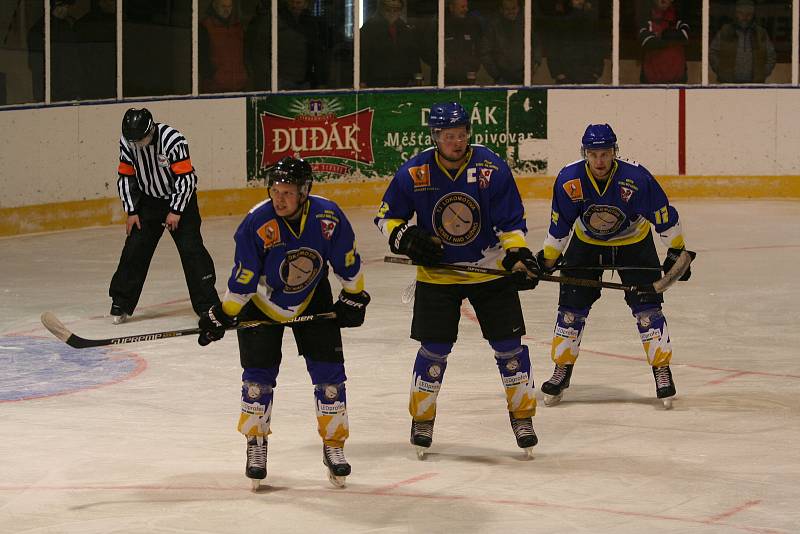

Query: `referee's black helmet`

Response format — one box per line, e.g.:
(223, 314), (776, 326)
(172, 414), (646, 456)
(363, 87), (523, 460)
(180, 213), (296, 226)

(122, 108), (154, 142)
(267, 157), (313, 196)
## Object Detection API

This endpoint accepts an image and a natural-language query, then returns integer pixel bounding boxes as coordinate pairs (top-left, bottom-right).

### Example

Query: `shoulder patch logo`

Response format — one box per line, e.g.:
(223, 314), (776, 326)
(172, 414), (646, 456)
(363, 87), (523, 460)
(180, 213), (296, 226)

(257, 219), (281, 249)
(478, 168), (493, 189)
(620, 185), (634, 203)
(408, 164), (431, 188)
(563, 178), (583, 201)
(320, 219), (336, 240)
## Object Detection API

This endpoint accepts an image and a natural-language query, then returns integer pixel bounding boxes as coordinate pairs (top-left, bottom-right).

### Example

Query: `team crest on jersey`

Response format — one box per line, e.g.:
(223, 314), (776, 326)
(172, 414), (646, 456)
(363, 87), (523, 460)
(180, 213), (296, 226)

(478, 168), (493, 189)
(320, 219), (336, 240)
(157, 154), (170, 168)
(432, 192), (481, 246)
(280, 247), (323, 293)
(257, 219), (281, 249)
(408, 164), (431, 188)
(582, 204), (626, 235)
(620, 186), (634, 203)
(563, 178), (584, 201)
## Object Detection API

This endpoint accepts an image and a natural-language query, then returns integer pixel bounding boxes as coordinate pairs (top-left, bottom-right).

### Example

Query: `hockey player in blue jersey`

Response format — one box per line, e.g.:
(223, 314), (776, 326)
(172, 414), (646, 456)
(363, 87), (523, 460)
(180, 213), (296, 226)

(197, 157), (370, 489)
(375, 101), (542, 459)
(537, 124), (696, 409)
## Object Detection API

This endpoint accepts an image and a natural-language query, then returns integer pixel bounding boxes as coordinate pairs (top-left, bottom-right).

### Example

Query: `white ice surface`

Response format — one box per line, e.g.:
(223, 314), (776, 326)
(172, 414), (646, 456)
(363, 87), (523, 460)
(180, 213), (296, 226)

(1, 200), (799, 533)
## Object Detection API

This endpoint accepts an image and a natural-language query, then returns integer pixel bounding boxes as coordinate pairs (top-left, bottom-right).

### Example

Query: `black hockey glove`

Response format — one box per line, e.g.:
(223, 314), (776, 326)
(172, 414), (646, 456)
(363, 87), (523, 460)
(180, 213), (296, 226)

(198, 303), (238, 346)
(535, 249), (563, 275)
(502, 247), (540, 290)
(334, 290), (371, 328)
(389, 223), (444, 266)
(662, 248), (697, 281)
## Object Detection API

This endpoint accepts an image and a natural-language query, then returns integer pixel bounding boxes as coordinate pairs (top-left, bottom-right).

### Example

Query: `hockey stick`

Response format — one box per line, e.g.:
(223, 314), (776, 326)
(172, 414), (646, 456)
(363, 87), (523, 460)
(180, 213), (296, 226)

(40, 311), (337, 349)
(384, 256), (646, 292)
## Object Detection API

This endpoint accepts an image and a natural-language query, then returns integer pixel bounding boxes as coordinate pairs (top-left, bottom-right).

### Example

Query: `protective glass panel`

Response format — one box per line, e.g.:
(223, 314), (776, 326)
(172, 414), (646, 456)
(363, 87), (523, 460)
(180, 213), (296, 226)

(359, 0), (437, 88)
(123, 0), (191, 97)
(476, 0), (527, 85)
(1, 0), (44, 104)
(620, 0), (701, 84)
(74, 0), (117, 100)
(709, 0), (790, 84)
(277, 0), (353, 90)
(535, 0), (612, 84)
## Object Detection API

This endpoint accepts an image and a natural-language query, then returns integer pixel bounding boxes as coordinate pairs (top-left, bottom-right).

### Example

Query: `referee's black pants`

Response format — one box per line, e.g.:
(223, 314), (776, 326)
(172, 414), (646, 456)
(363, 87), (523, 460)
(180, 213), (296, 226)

(109, 193), (219, 317)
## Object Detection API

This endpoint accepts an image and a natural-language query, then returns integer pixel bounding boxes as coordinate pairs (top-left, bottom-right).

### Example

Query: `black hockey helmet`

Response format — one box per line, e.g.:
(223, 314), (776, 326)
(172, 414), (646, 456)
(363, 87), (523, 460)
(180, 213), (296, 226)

(122, 108), (154, 142)
(267, 156), (313, 197)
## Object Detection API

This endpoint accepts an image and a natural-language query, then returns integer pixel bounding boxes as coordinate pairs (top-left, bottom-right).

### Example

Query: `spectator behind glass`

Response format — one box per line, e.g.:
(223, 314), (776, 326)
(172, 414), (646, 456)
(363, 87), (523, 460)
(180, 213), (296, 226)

(638, 0), (689, 84)
(245, 0), (271, 91)
(543, 0), (606, 84)
(479, 0), (540, 84)
(278, 0), (328, 89)
(28, 0), (82, 102)
(710, 0), (776, 83)
(200, 0), (249, 93)
(360, 0), (424, 87)
(444, 0), (482, 85)
(75, 0), (117, 100)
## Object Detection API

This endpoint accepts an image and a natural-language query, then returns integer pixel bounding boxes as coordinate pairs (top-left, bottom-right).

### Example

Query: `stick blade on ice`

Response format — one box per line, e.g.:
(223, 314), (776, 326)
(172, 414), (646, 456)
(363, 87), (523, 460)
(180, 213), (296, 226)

(40, 311), (73, 343)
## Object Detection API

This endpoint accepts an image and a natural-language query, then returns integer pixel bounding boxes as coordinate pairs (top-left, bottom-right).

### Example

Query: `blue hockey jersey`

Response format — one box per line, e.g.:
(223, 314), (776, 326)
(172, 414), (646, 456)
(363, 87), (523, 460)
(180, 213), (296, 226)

(221, 196), (364, 321)
(375, 145), (529, 284)
(542, 158), (685, 259)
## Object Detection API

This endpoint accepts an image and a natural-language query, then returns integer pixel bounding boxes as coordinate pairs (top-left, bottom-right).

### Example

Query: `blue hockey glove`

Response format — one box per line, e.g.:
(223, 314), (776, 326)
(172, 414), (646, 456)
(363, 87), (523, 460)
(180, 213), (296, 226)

(502, 247), (540, 290)
(198, 303), (238, 346)
(334, 290), (371, 328)
(389, 223), (444, 266)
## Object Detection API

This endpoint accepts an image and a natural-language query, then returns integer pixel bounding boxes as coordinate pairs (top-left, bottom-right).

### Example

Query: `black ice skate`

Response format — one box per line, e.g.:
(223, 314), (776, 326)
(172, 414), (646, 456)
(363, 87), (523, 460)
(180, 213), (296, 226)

(541, 364), (574, 406)
(110, 304), (129, 325)
(509, 412), (538, 459)
(246, 436), (267, 491)
(322, 445), (351, 488)
(410, 419), (435, 460)
(652, 365), (676, 410)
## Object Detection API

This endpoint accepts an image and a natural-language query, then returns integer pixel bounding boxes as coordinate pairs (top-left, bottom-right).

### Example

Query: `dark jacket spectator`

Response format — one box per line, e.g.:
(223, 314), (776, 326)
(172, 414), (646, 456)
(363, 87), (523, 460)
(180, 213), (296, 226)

(444, 0), (482, 85)
(480, 0), (540, 84)
(199, 0), (249, 93)
(278, 0), (327, 89)
(75, 0), (117, 99)
(638, 0), (689, 84)
(360, 0), (424, 87)
(542, 0), (606, 84)
(245, 0), (271, 91)
(710, 0), (776, 83)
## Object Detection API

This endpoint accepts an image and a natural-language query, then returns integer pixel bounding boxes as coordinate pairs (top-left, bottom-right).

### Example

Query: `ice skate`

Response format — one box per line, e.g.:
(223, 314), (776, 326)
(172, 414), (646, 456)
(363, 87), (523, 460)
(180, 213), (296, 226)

(246, 436), (267, 491)
(509, 412), (538, 459)
(322, 445), (351, 488)
(410, 419), (434, 459)
(541, 364), (573, 406)
(110, 304), (129, 325)
(652, 365), (676, 410)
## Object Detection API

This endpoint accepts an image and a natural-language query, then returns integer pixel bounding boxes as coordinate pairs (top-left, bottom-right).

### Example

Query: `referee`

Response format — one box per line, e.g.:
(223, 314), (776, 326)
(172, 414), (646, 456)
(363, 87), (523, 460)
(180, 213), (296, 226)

(109, 108), (220, 324)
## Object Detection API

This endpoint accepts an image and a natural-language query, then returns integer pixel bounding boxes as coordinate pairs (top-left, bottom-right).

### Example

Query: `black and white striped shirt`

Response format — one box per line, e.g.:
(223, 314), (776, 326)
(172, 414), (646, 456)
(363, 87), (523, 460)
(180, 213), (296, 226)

(116, 123), (198, 215)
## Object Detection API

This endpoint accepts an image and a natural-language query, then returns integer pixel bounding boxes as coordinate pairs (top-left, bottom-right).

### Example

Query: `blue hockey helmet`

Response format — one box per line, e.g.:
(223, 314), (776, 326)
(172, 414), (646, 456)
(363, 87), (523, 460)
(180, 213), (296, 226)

(428, 102), (470, 131)
(581, 124), (618, 158)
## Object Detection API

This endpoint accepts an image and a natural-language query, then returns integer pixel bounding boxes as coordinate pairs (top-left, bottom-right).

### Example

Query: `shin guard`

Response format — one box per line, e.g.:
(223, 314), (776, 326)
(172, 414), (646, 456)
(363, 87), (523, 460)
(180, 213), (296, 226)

(409, 343), (451, 421)
(314, 382), (349, 447)
(238, 368), (277, 439)
(551, 307), (588, 366)
(492, 340), (537, 418)
(634, 306), (672, 367)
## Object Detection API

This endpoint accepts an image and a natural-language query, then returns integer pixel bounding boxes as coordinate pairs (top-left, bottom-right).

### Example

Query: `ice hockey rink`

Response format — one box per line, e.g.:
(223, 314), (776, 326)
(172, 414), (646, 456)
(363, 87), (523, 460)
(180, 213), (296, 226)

(1, 199), (798, 533)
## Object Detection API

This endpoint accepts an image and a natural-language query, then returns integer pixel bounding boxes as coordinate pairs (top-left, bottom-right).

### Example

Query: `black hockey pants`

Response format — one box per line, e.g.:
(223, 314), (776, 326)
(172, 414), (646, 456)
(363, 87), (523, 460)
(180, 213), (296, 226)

(109, 193), (219, 317)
